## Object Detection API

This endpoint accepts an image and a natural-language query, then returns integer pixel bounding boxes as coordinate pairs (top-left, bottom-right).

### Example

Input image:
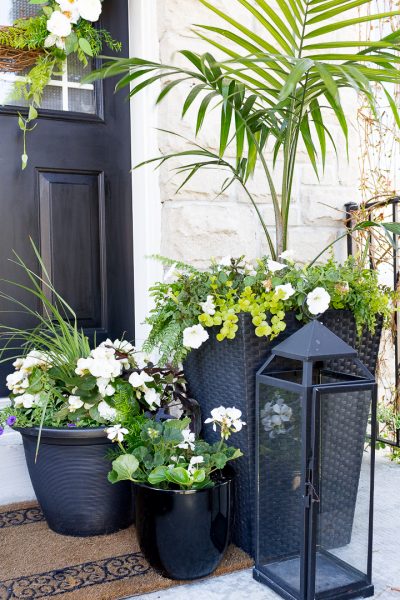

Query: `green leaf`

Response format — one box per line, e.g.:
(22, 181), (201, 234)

(305, 11), (400, 39)
(213, 452), (228, 469)
(182, 84), (206, 117)
(65, 32), (78, 55)
(279, 58), (314, 102)
(42, 6), (53, 17)
(382, 222), (400, 236)
(21, 154), (28, 170)
(148, 466), (169, 485)
(165, 467), (191, 487)
(28, 106), (38, 122)
(111, 454), (139, 482)
(383, 88), (400, 130)
(192, 469), (206, 483)
(79, 38), (93, 57)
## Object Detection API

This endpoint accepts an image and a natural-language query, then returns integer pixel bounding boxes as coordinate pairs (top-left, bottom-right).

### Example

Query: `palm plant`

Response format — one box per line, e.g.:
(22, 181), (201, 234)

(92, 0), (400, 258)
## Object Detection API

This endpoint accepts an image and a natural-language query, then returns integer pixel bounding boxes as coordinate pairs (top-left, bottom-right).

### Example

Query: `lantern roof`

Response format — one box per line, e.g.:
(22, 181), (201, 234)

(272, 319), (358, 361)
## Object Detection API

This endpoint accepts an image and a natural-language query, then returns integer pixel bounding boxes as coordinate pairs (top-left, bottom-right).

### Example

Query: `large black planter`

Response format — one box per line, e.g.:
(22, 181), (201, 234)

(17, 427), (134, 536)
(134, 470), (234, 580)
(184, 309), (382, 556)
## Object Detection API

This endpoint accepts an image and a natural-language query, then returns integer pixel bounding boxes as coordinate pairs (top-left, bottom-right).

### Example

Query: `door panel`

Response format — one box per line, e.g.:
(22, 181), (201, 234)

(0, 1), (134, 394)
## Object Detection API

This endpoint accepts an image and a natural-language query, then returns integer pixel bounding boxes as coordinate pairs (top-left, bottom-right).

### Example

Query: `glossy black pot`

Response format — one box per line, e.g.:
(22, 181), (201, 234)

(17, 427), (134, 536)
(134, 470), (234, 580)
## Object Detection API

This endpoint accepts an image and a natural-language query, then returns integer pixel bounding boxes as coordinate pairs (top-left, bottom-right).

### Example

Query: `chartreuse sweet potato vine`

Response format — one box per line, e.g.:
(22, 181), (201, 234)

(143, 254), (396, 365)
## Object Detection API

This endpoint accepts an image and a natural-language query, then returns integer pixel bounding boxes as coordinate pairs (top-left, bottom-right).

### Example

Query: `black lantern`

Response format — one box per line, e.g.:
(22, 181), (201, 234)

(253, 320), (377, 600)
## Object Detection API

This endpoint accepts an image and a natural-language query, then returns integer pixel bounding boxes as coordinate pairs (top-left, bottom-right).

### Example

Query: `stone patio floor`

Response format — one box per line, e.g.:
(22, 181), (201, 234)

(129, 453), (400, 600)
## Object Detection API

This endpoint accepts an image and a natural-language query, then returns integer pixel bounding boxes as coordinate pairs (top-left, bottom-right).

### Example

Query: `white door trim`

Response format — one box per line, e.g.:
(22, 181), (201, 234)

(128, 0), (163, 349)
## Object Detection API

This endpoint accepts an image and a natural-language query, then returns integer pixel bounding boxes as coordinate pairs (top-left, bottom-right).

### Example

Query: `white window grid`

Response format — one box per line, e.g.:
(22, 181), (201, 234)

(0, 60), (95, 112)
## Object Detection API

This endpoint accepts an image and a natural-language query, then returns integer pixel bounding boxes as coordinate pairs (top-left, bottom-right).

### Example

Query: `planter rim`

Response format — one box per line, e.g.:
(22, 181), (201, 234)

(14, 426), (107, 440)
(132, 469), (235, 495)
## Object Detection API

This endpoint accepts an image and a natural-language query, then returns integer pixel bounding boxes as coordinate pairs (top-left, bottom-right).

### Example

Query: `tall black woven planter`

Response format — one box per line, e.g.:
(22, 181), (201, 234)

(17, 427), (134, 536)
(184, 310), (382, 556)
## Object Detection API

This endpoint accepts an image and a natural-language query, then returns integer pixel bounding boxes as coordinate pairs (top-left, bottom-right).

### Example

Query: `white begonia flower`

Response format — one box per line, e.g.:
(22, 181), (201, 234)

(97, 378), (115, 397)
(105, 424), (129, 443)
(266, 258), (287, 273)
(12, 358), (24, 370)
(22, 350), (51, 373)
(112, 339), (135, 354)
(57, 0), (80, 23)
(177, 428), (196, 450)
(6, 370), (29, 395)
(75, 357), (92, 376)
(76, 0), (102, 21)
(199, 295), (216, 316)
(68, 395), (84, 412)
(182, 324), (209, 349)
(129, 370), (154, 389)
(98, 401), (117, 422)
(47, 11), (73, 37)
(218, 255), (232, 267)
(135, 351), (153, 370)
(188, 455), (204, 474)
(143, 387), (161, 410)
(279, 249), (295, 261)
(14, 393), (41, 409)
(307, 287), (331, 315)
(275, 283), (296, 300)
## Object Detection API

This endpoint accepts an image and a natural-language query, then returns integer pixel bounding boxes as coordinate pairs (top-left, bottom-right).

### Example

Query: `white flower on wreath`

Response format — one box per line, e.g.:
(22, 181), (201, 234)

(106, 424), (129, 443)
(76, 0), (102, 22)
(98, 400), (117, 422)
(129, 370), (154, 389)
(68, 395), (84, 412)
(46, 10), (72, 39)
(176, 428), (195, 451)
(14, 393), (41, 409)
(266, 258), (287, 273)
(306, 287), (331, 315)
(143, 387), (161, 411)
(57, 0), (80, 23)
(183, 324), (209, 349)
(199, 295), (216, 316)
(275, 283), (295, 301)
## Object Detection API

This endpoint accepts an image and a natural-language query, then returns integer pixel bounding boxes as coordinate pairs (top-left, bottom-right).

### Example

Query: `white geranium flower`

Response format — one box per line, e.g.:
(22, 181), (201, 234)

(307, 287), (331, 315)
(106, 424), (129, 443)
(261, 397), (293, 438)
(199, 295), (216, 316)
(188, 455), (204, 475)
(205, 406), (246, 439)
(177, 428), (195, 450)
(47, 11), (73, 37)
(76, 0), (102, 21)
(98, 401), (117, 422)
(68, 395), (84, 412)
(14, 393), (41, 409)
(275, 283), (295, 300)
(266, 258), (287, 273)
(143, 387), (161, 410)
(183, 324), (209, 349)
(57, 0), (80, 23)
(218, 255), (232, 267)
(129, 370), (154, 389)
(279, 250), (295, 261)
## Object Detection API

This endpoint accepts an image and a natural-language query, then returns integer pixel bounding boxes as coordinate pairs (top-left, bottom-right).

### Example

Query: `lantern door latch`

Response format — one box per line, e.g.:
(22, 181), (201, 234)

(305, 467), (320, 506)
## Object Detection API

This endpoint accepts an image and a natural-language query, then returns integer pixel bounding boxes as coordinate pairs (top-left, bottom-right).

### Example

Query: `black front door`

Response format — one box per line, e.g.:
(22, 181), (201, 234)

(0, 1), (134, 394)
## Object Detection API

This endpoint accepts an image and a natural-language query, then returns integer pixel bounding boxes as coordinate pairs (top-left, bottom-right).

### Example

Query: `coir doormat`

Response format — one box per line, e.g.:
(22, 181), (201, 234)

(0, 502), (253, 600)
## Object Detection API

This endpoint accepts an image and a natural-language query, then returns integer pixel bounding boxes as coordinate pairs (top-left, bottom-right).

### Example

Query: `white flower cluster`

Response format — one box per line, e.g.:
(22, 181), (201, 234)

(45, 0), (102, 50)
(205, 406), (246, 440)
(128, 369), (162, 411)
(261, 397), (293, 439)
(6, 350), (51, 396)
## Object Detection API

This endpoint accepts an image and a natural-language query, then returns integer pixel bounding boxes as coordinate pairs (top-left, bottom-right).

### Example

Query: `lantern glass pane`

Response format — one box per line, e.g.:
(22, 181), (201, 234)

(314, 388), (372, 595)
(256, 384), (303, 597)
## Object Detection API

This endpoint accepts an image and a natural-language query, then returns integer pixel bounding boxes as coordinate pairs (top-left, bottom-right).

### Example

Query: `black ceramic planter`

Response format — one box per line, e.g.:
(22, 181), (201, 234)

(184, 310), (382, 556)
(134, 470), (234, 580)
(17, 427), (134, 536)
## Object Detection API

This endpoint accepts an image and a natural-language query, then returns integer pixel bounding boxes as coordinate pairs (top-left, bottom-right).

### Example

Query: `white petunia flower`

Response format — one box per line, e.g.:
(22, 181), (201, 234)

(68, 395), (84, 412)
(306, 287), (331, 315)
(176, 428), (195, 450)
(188, 455), (204, 475)
(47, 10), (73, 37)
(218, 255), (232, 267)
(76, 0), (102, 21)
(183, 324), (209, 349)
(275, 283), (295, 300)
(143, 387), (161, 410)
(244, 262), (257, 276)
(14, 393), (41, 409)
(199, 295), (216, 316)
(266, 258), (287, 273)
(163, 263), (180, 284)
(279, 249), (295, 261)
(105, 424), (129, 443)
(129, 370), (154, 389)
(98, 401), (117, 422)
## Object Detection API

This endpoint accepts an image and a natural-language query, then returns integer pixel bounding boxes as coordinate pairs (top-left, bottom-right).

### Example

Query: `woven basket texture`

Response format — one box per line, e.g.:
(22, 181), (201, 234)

(184, 309), (382, 556)
(0, 25), (42, 73)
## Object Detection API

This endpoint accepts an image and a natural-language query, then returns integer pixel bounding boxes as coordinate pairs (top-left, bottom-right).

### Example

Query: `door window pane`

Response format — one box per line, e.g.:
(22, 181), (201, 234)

(0, 0), (97, 114)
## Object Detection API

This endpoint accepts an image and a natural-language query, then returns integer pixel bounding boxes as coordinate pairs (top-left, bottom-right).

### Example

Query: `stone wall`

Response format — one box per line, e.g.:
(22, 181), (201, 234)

(153, 0), (361, 267)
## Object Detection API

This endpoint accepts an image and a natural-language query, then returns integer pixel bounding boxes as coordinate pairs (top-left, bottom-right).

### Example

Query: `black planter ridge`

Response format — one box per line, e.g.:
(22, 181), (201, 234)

(17, 426), (134, 536)
(134, 469), (235, 580)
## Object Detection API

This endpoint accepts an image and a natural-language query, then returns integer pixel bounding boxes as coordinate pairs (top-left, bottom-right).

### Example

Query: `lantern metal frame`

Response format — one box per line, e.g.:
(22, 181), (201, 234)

(253, 320), (377, 600)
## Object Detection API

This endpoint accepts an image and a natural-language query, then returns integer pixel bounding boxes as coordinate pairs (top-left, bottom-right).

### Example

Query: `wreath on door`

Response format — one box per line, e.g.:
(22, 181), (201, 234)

(0, 0), (120, 168)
